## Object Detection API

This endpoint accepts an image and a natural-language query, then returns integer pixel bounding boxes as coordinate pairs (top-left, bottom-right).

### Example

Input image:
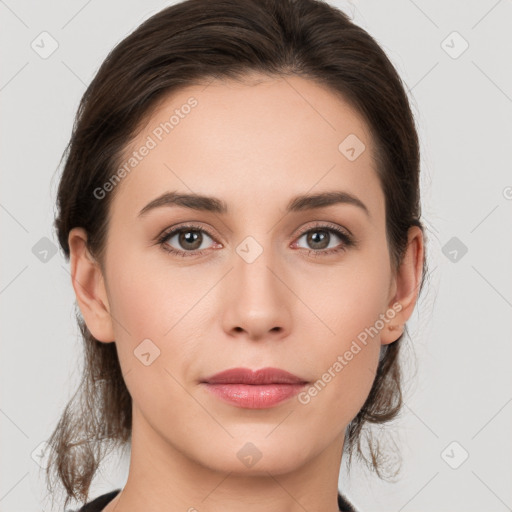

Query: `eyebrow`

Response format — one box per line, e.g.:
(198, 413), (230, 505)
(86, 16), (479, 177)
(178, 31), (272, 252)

(138, 190), (370, 218)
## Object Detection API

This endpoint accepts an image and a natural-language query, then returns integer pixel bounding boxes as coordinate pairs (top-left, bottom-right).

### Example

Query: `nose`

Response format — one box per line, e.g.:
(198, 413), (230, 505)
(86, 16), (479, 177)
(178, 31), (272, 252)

(220, 243), (292, 342)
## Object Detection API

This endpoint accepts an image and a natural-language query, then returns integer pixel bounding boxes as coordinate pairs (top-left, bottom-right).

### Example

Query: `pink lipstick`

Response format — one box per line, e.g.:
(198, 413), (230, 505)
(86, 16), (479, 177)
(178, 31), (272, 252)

(201, 367), (308, 409)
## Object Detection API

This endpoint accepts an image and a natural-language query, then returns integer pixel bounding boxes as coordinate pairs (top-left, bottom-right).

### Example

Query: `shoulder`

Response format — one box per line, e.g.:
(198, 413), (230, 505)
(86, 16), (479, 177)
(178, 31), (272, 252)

(67, 489), (355, 511)
(66, 489), (121, 512)
(338, 491), (358, 512)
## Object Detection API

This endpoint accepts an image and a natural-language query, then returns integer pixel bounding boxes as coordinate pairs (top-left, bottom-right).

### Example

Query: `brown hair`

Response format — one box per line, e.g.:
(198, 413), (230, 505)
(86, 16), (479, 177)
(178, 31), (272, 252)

(46, 0), (428, 508)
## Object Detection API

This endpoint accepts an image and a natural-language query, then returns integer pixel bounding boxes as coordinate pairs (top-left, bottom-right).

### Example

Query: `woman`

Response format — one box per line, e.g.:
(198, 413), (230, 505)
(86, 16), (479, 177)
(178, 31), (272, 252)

(46, 0), (427, 510)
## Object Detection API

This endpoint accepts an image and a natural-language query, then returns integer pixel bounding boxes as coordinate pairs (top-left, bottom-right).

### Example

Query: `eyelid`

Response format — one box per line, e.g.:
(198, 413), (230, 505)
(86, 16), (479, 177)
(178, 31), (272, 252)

(156, 222), (218, 242)
(156, 220), (356, 257)
(291, 221), (356, 254)
(294, 220), (353, 239)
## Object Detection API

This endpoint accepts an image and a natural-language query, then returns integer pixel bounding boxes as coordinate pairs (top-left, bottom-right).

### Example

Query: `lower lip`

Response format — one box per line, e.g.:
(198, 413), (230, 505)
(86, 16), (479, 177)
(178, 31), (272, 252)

(202, 383), (306, 409)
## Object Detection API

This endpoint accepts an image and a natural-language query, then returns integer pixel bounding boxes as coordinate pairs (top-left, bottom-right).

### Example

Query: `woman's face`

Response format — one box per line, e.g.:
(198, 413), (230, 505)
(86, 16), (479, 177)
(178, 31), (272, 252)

(74, 75), (415, 477)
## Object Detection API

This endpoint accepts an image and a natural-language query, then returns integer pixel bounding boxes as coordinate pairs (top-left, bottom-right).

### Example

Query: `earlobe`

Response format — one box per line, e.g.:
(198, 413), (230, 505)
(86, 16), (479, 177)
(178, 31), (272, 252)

(381, 322), (404, 345)
(68, 227), (115, 343)
(381, 225), (424, 346)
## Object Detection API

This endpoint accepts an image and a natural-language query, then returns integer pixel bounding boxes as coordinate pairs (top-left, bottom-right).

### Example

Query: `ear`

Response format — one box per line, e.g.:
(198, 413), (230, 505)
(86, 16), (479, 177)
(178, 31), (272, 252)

(68, 227), (115, 343)
(381, 225), (424, 346)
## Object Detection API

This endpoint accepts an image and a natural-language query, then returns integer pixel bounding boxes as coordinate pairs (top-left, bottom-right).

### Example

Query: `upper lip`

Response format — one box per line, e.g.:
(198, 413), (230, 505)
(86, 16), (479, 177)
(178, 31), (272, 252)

(201, 367), (308, 385)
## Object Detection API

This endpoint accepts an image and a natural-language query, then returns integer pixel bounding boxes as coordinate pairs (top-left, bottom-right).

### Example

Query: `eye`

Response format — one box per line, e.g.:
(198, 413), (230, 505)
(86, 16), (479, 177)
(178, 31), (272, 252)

(156, 222), (356, 258)
(157, 224), (219, 257)
(293, 223), (355, 256)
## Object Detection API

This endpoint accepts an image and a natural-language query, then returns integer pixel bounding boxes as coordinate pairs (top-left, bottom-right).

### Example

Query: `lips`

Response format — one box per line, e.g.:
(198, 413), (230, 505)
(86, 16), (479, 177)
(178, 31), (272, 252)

(200, 367), (309, 409)
(201, 367), (308, 385)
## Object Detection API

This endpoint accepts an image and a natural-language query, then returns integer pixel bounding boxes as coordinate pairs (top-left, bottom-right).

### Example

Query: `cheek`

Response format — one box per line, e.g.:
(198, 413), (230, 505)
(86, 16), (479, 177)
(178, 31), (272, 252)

(104, 253), (208, 393)
(106, 249), (198, 340)
(103, 256), (173, 383)
(107, 268), (163, 339)
(294, 253), (391, 421)
(298, 251), (391, 348)
(104, 260), (201, 420)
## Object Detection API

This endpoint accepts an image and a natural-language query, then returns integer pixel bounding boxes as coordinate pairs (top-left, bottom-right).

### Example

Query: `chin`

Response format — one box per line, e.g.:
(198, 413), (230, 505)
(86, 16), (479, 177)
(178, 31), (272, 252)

(196, 435), (314, 476)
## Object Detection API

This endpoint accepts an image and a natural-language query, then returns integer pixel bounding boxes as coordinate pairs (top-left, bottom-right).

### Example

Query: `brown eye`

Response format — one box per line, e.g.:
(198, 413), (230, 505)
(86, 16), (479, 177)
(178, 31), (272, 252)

(294, 224), (355, 256)
(303, 229), (331, 250)
(174, 229), (204, 250)
(158, 224), (217, 257)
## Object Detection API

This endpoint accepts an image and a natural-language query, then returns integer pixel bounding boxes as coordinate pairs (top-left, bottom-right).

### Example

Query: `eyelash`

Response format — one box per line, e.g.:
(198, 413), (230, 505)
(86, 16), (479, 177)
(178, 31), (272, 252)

(156, 222), (355, 258)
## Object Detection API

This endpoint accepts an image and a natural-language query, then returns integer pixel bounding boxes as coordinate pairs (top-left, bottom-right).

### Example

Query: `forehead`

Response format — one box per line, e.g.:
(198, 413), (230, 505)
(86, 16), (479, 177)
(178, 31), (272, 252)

(110, 74), (383, 222)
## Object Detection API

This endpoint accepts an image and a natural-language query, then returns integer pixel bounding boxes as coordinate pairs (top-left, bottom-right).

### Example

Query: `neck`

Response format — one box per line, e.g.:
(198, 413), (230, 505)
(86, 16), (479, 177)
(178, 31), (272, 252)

(104, 406), (345, 512)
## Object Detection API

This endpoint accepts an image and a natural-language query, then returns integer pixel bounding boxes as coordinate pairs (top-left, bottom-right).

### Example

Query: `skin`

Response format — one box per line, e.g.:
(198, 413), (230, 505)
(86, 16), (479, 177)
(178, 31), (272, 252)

(68, 74), (424, 512)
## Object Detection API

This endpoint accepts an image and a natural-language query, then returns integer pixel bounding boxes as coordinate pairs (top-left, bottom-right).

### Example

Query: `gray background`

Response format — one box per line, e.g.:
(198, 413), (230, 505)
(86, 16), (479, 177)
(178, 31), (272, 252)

(1, 0), (511, 511)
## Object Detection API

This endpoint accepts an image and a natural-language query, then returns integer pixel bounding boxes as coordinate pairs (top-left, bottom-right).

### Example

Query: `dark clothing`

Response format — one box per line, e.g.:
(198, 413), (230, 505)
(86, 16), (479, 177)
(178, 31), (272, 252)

(70, 488), (357, 511)
(338, 491), (357, 511)
(68, 489), (121, 512)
